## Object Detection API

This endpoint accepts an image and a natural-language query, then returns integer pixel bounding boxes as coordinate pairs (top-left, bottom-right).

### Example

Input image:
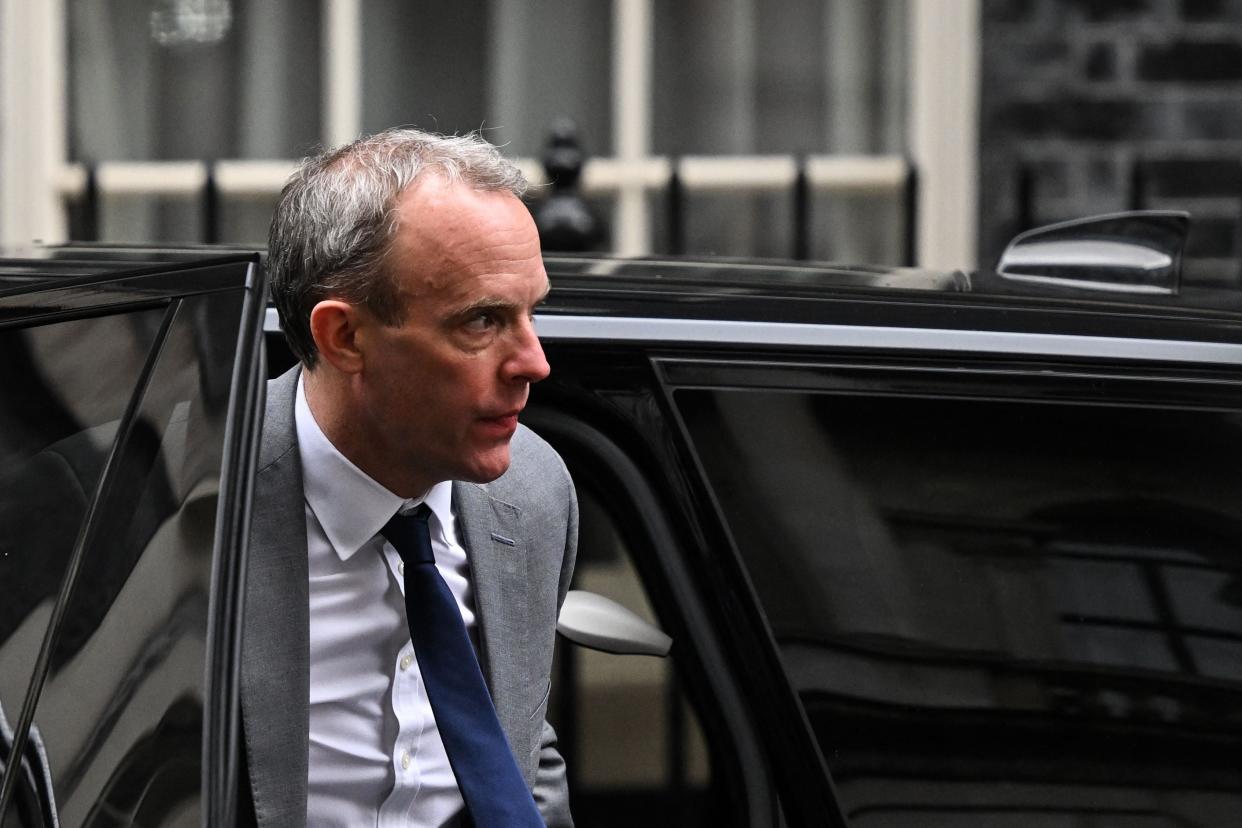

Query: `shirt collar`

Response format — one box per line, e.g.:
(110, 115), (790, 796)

(295, 373), (453, 561)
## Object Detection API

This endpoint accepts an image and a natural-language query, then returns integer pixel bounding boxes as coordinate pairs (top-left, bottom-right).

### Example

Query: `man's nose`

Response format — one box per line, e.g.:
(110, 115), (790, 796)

(506, 321), (551, 383)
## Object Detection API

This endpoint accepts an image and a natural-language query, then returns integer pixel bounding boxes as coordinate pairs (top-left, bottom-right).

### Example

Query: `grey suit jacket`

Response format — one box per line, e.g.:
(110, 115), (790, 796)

(240, 367), (578, 826)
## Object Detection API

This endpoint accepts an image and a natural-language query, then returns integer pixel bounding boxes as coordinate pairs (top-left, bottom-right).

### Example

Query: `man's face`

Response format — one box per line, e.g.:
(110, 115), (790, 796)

(352, 175), (550, 495)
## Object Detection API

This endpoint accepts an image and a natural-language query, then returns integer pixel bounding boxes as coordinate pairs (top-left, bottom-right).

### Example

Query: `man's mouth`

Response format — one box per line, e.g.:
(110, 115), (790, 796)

(477, 410), (521, 433)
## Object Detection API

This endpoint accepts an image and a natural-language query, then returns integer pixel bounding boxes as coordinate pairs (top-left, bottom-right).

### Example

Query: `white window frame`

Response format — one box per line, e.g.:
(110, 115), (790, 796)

(1, 0), (67, 247)
(910, 0), (979, 270)
(2, 0), (979, 270)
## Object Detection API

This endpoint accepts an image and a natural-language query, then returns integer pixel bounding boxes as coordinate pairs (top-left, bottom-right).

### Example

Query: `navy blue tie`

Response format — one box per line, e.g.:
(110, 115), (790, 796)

(381, 505), (545, 827)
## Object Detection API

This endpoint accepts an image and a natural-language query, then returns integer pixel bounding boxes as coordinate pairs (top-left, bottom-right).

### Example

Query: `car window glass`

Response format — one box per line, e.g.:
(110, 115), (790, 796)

(676, 385), (1242, 824)
(0, 308), (164, 746)
(1, 289), (244, 827)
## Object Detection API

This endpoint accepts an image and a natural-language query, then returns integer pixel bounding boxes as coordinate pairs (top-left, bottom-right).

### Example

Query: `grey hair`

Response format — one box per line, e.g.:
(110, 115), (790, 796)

(267, 128), (529, 367)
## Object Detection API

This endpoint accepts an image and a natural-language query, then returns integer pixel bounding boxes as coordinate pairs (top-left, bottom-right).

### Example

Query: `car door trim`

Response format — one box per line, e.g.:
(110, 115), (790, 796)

(533, 316), (1242, 365)
(264, 307), (1242, 366)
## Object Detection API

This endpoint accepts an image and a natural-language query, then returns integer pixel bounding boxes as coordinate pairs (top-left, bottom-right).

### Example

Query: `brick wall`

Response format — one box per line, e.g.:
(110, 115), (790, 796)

(979, 0), (1242, 284)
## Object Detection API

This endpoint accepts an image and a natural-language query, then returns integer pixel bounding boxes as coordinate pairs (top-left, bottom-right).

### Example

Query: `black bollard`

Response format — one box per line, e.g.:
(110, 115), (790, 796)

(532, 119), (606, 253)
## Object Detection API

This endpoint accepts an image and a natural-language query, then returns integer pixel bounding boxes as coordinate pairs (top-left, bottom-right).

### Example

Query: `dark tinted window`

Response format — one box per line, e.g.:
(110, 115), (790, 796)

(0, 288), (246, 825)
(677, 380), (1242, 825)
(0, 309), (164, 730)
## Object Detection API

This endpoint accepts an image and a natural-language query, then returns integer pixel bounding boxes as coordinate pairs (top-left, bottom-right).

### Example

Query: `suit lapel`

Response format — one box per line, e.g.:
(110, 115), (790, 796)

(241, 368), (310, 826)
(453, 481), (531, 752)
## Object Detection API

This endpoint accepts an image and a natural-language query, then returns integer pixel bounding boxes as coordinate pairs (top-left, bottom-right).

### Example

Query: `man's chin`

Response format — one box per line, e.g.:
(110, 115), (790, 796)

(461, 449), (513, 484)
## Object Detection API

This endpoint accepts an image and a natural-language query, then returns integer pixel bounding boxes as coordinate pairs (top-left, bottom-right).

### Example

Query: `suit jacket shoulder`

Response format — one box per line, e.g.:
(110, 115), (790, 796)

(491, 425), (574, 503)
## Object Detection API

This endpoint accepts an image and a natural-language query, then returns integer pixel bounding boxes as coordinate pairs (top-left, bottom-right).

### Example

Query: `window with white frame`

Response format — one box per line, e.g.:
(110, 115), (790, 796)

(0, 0), (978, 269)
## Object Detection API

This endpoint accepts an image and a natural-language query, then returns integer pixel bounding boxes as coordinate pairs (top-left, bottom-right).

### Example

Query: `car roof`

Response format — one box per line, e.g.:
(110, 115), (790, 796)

(537, 254), (1242, 345)
(8, 244), (1242, 344)
(541, 253), (1242, 313)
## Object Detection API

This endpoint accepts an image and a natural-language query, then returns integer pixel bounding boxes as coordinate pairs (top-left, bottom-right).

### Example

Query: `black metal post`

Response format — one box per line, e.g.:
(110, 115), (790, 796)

(532, 119), (605, 252)
(76, 165), (100, 242)
(902, 161), (919, 267)
(667, 159), (684, 255)
(203, 164), (220, 244)
(792, 158), (810, 261)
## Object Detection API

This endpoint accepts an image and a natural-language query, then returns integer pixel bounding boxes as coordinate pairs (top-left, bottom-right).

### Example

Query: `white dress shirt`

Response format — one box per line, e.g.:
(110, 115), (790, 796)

(296, 375), (476, 827)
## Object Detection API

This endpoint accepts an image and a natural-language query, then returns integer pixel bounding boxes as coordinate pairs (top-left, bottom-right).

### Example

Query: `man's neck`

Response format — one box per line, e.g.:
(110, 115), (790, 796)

(301, 366), (434, 498)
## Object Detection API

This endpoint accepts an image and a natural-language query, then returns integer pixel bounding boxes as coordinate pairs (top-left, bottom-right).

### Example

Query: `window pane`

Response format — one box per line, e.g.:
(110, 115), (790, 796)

(811, 189), (906, 265)
(653, 0), (906, 156)
(651, 0), (907, 260)
(69, 0), (321, 161)
(97, 195), (204, 245)
(361, 0), (612, 157)
(218, 194), (280, 245)
(11, 289), (245, 825)
(485, 0), (613, 157)
(360, 0), (488, 139)
(682, 192), (793, 259)
(0, 308), (165, 724)
(676, 384), (1242, 821)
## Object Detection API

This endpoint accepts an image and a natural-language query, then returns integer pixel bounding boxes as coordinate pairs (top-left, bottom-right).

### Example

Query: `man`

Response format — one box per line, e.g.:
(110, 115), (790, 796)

(241, 129), (577, 827)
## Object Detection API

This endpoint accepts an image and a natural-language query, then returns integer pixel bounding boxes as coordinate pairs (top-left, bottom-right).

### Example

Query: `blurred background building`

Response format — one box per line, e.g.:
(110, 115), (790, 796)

(0, 0), (972, 270)
(5, 2), (1241, 280)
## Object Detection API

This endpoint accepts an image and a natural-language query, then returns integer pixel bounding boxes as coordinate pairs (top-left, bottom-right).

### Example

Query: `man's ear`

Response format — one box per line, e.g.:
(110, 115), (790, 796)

(309, 300), (366, 374)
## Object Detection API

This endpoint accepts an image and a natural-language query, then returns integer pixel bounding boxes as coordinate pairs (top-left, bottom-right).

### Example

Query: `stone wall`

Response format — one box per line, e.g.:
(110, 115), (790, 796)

(979, 0), (1242, 284)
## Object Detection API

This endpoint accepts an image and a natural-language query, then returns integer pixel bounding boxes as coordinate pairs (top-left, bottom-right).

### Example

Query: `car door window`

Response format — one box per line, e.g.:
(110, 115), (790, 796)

(0, 284), (253, 826)
(0, 308), (165, 741)
(673, 366), (1242, 826)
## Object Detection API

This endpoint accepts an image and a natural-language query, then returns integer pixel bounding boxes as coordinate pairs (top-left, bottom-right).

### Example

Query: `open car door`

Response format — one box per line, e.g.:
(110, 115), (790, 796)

(0, 249), (266, 827)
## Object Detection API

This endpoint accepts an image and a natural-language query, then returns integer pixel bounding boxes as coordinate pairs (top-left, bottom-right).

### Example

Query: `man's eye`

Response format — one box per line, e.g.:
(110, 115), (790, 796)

(463, 311), (497, 332)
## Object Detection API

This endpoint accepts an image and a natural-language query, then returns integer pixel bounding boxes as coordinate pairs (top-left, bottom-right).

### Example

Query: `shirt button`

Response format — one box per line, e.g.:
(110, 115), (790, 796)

(398, 561), (405, 575)
(400, 654), (413, 671)
(401, 751), (411, 770)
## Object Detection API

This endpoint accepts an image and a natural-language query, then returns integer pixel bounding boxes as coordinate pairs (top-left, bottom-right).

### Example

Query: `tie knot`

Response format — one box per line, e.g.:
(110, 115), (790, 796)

(380, 503), (434, 566)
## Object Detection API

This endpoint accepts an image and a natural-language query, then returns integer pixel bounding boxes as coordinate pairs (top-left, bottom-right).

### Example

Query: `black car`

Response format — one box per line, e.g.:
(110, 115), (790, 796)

(3, 212), (1242, 826)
